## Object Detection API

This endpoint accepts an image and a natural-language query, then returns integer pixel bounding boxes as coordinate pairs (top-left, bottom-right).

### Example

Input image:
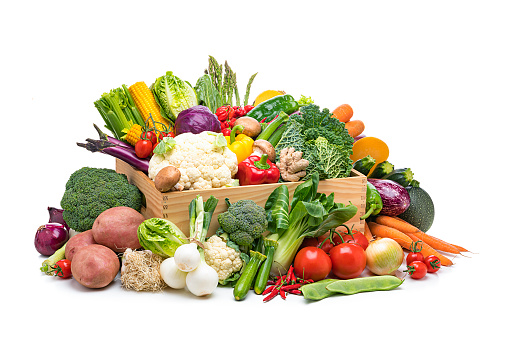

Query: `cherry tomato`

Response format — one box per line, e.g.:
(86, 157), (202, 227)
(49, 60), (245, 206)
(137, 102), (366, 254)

(406, 261), (427, 279)
(317, 233), (337, 254)
(424, 255), (441, 273)
(53, 259), (72, 279)
(300, 237), (320, 250)
(406, 251), (424, 265)
(135, 139), (153, 159)
(158, 131), (175, 141)
(294, 247), (332, 281)
(329, 243), (367, 279)
(141, 130), (158, 146)
(334, 230), (369, 250)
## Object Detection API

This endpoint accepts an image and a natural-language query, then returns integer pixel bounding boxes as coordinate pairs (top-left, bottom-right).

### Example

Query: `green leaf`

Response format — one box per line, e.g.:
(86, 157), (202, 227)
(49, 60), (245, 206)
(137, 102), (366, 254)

(264, 185), (290, 234)
(308, 203), (358, 238)
(153, 136), (176, 155)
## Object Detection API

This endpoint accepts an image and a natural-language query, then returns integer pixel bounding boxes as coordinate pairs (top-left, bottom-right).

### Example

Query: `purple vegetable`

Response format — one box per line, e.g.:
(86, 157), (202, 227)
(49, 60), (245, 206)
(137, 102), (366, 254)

(48, 207), (69, 231)
(354, 134), (366, 143)
(35, 223), (69, 256)
(174, 105), (221, 135)
(368, 178), (410, 216)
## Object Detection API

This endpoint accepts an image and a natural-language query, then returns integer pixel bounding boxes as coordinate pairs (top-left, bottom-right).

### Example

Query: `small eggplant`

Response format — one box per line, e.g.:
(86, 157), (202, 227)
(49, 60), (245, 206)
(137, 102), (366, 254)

(368, 178), (410, 216)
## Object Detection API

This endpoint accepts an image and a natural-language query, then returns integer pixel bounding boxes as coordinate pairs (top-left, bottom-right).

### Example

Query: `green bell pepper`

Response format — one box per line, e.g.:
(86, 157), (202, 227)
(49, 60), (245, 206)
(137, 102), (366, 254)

(246, 94), (299, 122)
(360, 181), (383, 220)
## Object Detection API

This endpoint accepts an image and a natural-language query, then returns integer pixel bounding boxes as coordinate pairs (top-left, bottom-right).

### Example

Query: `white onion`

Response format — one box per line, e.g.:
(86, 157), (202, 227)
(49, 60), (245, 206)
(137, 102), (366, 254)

(174, 243), (201, 272)
(186, 261), (219, 296)
(159, 257), (188, 289)
(365, 238), (404, 275)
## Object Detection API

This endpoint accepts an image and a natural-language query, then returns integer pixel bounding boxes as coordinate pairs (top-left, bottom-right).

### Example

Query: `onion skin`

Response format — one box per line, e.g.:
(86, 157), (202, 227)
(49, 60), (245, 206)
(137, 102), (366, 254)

(34, 223), (69, 256)
(365, 238), (404, 275)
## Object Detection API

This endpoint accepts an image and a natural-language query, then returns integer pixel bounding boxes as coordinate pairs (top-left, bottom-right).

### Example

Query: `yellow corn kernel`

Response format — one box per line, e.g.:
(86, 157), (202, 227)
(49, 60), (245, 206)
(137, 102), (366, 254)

(128, 82), (173, 133)
(123, 124), (143, 146)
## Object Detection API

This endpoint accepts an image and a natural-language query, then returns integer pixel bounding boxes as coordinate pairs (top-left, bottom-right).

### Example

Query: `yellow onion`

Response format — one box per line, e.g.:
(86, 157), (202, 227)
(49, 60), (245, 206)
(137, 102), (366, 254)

(365, 238), (404, 275)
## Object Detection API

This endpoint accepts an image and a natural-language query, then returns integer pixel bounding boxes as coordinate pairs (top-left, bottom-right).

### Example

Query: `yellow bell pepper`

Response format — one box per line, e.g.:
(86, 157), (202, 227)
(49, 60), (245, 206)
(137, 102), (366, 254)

(225, 125), (254, 163)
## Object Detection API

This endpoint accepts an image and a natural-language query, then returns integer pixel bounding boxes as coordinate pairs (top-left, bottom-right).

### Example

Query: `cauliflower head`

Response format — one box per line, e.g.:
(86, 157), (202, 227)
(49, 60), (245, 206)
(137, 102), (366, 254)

(203, 235), (243, 283)
(148, 132), (238, 190)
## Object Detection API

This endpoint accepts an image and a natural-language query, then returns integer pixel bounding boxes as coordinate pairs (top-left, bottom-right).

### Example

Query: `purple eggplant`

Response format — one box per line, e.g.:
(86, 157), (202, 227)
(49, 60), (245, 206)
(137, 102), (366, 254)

(368, 178), (410, 216)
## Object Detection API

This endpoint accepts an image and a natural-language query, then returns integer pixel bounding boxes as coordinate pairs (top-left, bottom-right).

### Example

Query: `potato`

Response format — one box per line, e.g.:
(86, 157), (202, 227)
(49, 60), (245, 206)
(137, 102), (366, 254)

(92, 206), (144, 253)
(71, 244), (120, 289)
(154, 166), (181, 192)
(65, 230), (96, 261)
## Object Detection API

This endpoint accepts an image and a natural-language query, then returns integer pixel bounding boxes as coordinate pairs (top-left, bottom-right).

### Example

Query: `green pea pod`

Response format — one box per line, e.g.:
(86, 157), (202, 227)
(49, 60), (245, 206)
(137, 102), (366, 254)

(360, 181), (383, 220)
(246, 95), (299, 122)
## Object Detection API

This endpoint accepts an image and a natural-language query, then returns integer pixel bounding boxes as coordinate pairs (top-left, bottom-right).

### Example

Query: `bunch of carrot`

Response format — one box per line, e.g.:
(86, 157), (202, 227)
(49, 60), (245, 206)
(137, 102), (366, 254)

(363, 216), (469, 267)
(332, 104), (365, 138)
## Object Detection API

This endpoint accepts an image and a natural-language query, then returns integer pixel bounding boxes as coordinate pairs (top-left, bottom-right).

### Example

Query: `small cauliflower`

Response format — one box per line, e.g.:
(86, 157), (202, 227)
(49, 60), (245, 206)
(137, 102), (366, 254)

(203, 235), (244, 285)
(148, 132), (239, 190)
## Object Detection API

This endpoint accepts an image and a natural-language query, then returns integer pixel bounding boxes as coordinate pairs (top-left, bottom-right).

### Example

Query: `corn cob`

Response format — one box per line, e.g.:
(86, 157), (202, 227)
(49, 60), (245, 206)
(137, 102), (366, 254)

(128, 82), (173, 132)
(123, 124), (143, 146)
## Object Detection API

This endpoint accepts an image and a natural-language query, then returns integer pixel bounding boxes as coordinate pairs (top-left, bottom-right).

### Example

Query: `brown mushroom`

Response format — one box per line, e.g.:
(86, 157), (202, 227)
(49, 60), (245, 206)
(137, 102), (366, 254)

(154, 166), (181, 192)
(252, 140), (276, 162)
(233, 117), (262, 138)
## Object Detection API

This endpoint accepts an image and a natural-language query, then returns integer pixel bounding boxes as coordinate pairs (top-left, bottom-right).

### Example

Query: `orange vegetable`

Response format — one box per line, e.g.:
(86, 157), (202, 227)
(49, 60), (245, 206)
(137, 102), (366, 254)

(345, 120), (365, 138)
(375, 216), (420, 234)
(332, 104), (353, 123)
(368, 222), (414, 250)
(351, 136), (389, 175)
(405, 233), (453, 266)
(411, 231), (462, 255)
(363, 222), (373, 242)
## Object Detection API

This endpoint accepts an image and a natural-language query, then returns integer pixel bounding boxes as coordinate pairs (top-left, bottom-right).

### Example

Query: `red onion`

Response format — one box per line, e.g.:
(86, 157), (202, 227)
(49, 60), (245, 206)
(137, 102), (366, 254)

(48, 207), (69, 231)
(34, 223), (69, 256)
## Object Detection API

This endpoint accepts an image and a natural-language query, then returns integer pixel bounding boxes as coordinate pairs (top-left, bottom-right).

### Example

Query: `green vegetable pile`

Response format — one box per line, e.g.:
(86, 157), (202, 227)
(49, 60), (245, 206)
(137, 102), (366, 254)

(275, 104), (355, 180)
(60, 167), (142, 232)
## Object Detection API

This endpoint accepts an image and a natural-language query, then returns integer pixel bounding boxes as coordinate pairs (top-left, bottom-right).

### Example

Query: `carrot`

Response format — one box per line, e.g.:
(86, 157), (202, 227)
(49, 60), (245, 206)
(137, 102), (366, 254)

(411, 231), (462, 255)
(368, 222), (414, 250)
(450, 243), (471, 253)
(375, 215), (420, 234)
(332, 104), (353, 123)
(363, 222), (373, 242)
(345, 120), (365, 138)
(405, 233), (453, 266)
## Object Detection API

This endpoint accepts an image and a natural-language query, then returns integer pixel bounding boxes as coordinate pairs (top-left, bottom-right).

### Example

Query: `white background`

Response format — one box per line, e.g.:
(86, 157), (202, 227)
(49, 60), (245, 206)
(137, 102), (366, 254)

(2, 1), (503, 340)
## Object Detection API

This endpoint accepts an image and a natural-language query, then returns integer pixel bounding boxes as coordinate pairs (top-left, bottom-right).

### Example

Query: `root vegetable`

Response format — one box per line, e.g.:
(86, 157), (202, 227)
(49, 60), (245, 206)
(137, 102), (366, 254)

(71, 244), (120, 289)
(186, 260), (219, 296)
(120, 248), (166, 291)
(276, 147), (309, 182)
(65, 230), (96, 261)
(159, 257), (187, 289)
(154, 166), (181, 192)
(174, 243), (200, 272)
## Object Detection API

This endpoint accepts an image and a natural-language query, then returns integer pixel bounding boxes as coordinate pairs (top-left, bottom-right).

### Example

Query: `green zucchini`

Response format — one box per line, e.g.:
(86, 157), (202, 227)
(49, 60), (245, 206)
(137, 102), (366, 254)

(398, 186), (435, 233)
(352, 155), (376, 176)
(383, 168), (415, 187)
(368, 161), (394, 179)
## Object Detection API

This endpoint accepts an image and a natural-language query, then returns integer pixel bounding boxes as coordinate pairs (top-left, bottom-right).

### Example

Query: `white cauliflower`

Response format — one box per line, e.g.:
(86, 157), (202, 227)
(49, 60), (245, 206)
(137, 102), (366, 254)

(148, 132), (238, 190)
(203, 235), (243, 282)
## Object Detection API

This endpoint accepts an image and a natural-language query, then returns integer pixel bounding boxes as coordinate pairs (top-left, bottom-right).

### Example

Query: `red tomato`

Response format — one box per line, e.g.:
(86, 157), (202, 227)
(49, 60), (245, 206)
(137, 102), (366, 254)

(424, 255), (441, 273)
(317, 233), (336, 254)
(334, 230), (369, 250)
(300, 237), (320, 250)
(406, 261), (427, 279)
(141, 130), (158, 146)
(329, 243), (367, 279)
(158, 131), (175, 141)
(53, 259), (72, 279)
(294, 247), (332, 282)
(406, 251), (424, 265)
(135, 139), (153, 159)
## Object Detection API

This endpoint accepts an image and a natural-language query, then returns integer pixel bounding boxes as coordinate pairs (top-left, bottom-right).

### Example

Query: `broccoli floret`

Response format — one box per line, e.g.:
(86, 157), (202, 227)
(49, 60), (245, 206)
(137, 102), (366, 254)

(217, 199), (268, 248)
(60, 167), (142, 232)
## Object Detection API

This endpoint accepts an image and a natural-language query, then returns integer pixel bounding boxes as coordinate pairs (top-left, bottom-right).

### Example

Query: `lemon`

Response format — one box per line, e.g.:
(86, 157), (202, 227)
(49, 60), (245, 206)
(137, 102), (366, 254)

(253, 90), (286, 106)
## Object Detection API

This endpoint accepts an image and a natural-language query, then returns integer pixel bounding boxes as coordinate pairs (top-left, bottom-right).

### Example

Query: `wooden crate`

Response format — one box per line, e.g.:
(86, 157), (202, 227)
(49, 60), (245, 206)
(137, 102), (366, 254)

(116, 159), (367, 237)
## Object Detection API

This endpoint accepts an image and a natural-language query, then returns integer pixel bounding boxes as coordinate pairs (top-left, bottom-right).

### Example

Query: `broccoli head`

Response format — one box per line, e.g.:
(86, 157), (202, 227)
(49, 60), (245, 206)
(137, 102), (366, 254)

(60, 167), (142, 232)
(217, 199), (268, 247)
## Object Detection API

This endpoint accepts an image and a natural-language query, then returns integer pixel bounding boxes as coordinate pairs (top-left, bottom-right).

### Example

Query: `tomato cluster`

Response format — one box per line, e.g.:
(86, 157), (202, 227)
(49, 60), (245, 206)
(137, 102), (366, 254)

(135, 130), (175, 159)
(215, 105), (254, 135)
(294, 229), (369, 281)
(404, 248), (441, 280)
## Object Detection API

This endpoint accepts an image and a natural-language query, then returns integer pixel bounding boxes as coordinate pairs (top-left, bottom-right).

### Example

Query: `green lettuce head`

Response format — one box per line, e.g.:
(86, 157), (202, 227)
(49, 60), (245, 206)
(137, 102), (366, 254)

(137, 218), (187, 257)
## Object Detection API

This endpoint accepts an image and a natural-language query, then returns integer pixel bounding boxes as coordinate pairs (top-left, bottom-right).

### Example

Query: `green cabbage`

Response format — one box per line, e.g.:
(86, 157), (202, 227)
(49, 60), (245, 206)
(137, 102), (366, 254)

(152, 71), (198, 122)
(137, 217), (188, 258)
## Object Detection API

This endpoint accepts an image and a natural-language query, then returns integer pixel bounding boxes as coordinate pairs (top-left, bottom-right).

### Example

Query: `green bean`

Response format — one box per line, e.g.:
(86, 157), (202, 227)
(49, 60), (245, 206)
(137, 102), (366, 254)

(325, 275), (403, 295)
(300, 279), (338, 301)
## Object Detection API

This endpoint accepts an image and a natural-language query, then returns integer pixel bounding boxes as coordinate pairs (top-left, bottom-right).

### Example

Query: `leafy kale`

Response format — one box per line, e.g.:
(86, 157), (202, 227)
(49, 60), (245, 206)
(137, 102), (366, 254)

(275, 104), (354, 180)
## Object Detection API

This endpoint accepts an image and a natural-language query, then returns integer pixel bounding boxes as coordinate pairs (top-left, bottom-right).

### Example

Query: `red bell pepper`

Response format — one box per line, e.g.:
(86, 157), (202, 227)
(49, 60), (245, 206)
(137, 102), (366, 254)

(237, 154), (280, 186)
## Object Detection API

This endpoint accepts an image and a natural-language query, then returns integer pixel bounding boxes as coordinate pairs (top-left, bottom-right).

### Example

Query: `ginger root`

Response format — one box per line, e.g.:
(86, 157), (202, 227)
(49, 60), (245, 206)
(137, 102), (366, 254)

(276, 147), (310, 182)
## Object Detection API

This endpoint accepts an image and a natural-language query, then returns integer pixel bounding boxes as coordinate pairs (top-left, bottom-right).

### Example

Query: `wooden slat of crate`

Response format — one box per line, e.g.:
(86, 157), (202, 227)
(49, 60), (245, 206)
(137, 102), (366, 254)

(116, 159), (367, 237)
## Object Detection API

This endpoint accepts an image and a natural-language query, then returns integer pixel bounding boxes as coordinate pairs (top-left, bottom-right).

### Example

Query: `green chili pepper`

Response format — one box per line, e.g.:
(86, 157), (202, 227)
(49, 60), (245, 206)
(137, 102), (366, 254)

(246, 94), (299, 123)
(360, 181), (383, 220)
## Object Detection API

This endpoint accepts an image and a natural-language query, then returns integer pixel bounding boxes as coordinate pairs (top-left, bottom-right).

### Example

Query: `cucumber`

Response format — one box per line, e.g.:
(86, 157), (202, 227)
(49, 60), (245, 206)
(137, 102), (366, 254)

(369, 161), (394, 179)
(398, 186), (435, 233)
(352, 155), (376, 176)
(383, 168), (415, 187)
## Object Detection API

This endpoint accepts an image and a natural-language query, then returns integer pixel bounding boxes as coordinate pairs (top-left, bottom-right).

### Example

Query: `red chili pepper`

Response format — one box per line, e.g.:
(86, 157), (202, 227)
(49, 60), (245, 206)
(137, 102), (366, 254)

(221, 128), (231, 136)
(289, 290), (302, 295)
(259, 117), (266, 123)
(262, 285), (275, 295)
(280, 289), (286, 300)
(263, 288), (279, 302)
(244, 105), (254, 113)
(281, 283), (302, 291)
(237, 154), (280, 186)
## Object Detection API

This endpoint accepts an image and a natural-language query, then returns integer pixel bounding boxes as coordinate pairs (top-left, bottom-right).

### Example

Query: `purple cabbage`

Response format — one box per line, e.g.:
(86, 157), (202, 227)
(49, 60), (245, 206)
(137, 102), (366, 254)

(174, 105), (221, 135)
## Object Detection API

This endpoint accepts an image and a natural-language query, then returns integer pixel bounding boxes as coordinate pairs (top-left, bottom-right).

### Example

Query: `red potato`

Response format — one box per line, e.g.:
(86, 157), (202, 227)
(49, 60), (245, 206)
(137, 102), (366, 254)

(71, 244), (120, 289)
(65, 230), (96, 261)
(92, 206), (144, 253)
